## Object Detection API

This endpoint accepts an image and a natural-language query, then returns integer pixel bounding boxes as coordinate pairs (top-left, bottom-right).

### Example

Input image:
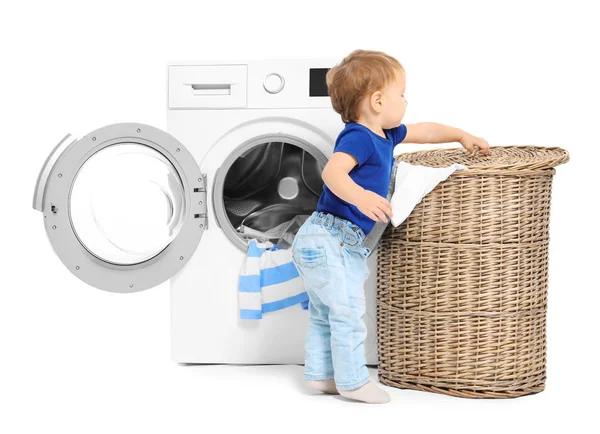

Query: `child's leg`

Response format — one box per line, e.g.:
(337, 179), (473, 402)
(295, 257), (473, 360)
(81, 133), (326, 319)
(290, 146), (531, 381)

(291, 227), (336, 391)
(327, 242), (390, 403)
(304, 294), (337, 394)
(325, 245), (370, 390)
(304, 292), (333, 379)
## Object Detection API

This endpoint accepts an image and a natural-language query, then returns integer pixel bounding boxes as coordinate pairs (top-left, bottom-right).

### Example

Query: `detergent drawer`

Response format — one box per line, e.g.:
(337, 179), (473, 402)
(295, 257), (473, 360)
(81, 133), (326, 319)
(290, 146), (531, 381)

(169, 64), (248, 109)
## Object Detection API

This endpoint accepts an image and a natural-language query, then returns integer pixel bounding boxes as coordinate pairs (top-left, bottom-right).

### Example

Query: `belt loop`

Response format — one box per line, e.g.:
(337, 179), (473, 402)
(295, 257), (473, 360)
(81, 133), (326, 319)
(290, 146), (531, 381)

(326, 213), (333, 228)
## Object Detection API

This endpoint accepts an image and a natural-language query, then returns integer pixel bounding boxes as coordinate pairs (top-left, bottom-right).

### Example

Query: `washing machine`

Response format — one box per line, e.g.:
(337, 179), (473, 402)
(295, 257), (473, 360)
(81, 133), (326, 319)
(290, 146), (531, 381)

(33, 59), (380, 365)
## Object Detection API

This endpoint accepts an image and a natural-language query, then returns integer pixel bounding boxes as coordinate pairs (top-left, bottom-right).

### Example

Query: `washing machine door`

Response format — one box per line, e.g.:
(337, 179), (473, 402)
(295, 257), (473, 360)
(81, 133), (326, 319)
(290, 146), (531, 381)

(33, 123), (207, 293)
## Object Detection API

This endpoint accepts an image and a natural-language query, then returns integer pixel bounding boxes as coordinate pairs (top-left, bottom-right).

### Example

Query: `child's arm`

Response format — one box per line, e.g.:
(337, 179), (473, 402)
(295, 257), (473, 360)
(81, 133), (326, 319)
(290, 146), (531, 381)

(404, 122), (490, 155)
(322, 153), (393, 223)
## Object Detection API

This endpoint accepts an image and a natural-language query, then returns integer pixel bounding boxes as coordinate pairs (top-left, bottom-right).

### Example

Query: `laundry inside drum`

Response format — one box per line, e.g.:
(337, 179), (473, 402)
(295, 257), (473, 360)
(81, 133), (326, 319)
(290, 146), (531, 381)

(224, 141), (324, 246)
(69, 143), (185, 265)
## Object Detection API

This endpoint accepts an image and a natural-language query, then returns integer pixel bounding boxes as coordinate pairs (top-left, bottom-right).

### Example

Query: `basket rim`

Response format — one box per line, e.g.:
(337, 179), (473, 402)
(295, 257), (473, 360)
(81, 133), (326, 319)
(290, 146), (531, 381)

(395, 145), (570, 171)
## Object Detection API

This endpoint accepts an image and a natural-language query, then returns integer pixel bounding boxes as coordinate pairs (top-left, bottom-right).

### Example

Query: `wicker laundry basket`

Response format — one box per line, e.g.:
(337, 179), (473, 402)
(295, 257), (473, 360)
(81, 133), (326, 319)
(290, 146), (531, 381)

(376, 145), (569, 399)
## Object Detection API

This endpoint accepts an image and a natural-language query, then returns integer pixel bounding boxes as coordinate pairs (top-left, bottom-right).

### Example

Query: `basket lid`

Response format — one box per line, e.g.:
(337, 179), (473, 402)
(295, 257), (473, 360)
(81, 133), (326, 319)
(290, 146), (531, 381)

(396, 145), (569, 171)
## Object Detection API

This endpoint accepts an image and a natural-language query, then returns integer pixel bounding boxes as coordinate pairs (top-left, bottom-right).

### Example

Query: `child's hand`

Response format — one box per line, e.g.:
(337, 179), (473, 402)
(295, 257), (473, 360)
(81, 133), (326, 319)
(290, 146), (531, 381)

(460, 133), (490, 155)
(355, 189), (393, 223)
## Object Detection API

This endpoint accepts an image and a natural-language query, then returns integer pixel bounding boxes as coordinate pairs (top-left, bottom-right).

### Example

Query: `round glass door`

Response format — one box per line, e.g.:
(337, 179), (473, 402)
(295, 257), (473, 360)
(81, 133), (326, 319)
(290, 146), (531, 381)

(33, 123), (206, 293)
(70, 144), (185, 265)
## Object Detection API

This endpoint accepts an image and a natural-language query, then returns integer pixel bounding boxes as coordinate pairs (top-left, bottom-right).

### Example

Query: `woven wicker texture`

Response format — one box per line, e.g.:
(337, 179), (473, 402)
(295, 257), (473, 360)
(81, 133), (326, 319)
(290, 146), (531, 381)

(376, 145), (569, 398)
(398, 145), (569, 171)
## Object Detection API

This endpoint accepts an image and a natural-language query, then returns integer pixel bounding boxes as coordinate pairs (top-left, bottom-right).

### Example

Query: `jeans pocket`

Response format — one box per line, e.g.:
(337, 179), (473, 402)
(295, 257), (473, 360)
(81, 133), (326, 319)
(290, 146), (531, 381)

(293, 247), (330, 289)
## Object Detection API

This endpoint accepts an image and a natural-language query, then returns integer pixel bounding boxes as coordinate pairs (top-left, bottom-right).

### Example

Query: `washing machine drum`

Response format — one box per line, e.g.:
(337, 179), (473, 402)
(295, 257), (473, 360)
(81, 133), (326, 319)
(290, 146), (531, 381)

(33, 123), (206, 293)
(223, 141), (324, 234)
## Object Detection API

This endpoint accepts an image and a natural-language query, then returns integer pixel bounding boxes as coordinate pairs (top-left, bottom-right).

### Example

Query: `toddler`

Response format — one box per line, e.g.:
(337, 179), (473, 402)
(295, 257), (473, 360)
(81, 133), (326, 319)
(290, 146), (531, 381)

(290, 49), (489, 404)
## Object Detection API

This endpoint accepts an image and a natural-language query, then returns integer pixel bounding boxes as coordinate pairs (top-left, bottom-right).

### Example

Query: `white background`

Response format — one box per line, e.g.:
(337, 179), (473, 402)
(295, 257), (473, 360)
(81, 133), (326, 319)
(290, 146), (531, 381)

(2, 0), (598, 432)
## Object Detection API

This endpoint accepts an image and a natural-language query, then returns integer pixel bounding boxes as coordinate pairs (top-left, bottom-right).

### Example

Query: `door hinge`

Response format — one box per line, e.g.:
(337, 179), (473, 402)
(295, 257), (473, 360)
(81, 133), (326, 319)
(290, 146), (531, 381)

(194, 173), (208, 230)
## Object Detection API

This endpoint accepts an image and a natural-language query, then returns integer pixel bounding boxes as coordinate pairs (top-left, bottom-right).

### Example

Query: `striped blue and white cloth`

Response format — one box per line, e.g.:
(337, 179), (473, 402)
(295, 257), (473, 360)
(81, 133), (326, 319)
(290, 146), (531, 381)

(238, 239), (309, 320)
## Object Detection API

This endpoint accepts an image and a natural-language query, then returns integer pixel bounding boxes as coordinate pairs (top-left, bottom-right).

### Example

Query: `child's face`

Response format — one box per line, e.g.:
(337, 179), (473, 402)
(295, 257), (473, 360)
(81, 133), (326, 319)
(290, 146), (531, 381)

(380, 70), (408, 129)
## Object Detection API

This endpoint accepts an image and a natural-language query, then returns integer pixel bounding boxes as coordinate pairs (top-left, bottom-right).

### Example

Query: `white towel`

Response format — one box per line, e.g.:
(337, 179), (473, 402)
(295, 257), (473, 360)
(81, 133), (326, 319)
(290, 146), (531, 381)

(238, 239), (309, 320)
(390, 161), (468, 227)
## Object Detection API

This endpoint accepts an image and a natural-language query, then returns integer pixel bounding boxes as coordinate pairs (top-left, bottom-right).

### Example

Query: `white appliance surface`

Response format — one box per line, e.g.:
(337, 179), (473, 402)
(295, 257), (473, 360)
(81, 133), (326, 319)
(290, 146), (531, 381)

(167, 59), (379, 365)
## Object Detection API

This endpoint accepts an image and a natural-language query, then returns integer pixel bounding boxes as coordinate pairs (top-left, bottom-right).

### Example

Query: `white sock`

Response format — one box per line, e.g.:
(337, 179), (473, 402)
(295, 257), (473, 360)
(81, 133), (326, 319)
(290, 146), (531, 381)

(339, 381), (391, 404)
(306, 379), (339, 395)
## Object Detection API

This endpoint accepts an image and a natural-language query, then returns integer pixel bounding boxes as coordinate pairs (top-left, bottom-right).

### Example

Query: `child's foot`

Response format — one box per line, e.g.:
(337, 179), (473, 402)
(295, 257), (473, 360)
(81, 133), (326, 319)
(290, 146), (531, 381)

(339, 381), (390, 404)
(306, 379), (339, 395)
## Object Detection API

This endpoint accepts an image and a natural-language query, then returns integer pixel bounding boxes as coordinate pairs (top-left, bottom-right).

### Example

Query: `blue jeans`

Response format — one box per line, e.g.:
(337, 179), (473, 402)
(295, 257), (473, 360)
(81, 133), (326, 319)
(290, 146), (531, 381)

(290, 211), (372, 391)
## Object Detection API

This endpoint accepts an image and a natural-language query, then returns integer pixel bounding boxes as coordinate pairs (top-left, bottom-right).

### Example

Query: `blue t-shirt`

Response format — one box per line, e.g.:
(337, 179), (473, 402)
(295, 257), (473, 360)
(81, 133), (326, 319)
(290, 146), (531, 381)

(317, 121), (408, 235)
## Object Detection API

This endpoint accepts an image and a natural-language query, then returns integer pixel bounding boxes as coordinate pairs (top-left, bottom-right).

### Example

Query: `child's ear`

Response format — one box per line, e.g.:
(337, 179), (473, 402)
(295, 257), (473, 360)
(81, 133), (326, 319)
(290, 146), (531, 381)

(371, 91), (383, 113)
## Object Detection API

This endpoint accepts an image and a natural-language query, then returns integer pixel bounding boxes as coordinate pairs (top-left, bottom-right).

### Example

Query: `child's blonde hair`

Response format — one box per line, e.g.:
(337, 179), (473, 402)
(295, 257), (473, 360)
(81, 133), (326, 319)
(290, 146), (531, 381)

(326, 49), (405, 123)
